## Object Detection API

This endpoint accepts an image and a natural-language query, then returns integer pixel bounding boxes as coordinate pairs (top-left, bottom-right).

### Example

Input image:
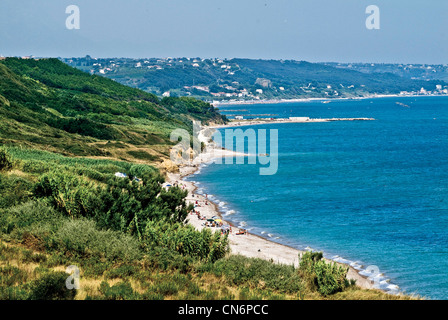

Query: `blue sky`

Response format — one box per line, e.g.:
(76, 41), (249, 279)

(0, 0), (447, 64)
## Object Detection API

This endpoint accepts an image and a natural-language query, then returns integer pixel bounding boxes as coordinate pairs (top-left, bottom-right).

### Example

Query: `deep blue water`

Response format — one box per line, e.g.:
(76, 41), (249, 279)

(187, 96), (448, 299)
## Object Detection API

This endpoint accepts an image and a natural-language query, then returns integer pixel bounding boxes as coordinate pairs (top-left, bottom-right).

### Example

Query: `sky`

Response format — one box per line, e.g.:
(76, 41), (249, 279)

(0, 0), (447, 64)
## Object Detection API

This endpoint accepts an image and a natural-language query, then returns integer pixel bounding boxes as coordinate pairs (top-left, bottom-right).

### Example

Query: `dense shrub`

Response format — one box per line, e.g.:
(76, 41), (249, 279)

(299, 251), (349, 296)
(143, 246), (194, 273)
(48, 116), (118, 140)
(0, 266), (27, 286)
(52, 219), (142, 261)
(104, 264), (137, 279)
(0, 286), (29, 300)
(21, 249), (47, 264)
(31, 165), (192, 234)
(314, 260), (349, 296)
(28, 272), (76, 300)
(99, 281), (135, 300)
(128, 164), (158, 180)
(0, 148), (13, 171)
(21, 160), (52, 174)
(142, 220), (228, 262)
(0, 175), (33, 209)
(211, 255), (304, 294)
(0, 200), (60, 235)
(33, 170), (97, 218)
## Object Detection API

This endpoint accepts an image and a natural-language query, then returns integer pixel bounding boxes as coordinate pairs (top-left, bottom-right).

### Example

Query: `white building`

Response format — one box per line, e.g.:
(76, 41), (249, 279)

(192, 86), (209, 92)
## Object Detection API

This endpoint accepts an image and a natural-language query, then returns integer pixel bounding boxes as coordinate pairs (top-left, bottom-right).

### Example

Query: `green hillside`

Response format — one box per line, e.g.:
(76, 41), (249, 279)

(0, 58), (226, 162)
(63, 57), (446, 100)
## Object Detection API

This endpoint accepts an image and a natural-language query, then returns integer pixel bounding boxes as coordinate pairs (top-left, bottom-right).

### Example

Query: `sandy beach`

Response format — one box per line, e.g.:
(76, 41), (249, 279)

(166, 125), (376, 291)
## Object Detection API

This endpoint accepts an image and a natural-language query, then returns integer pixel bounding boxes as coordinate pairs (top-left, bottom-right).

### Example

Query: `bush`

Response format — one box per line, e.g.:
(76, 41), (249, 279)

(99, 281), (135, 300)
(143, 246), (194, 272)
(104, 264), (137, 279)
(21, 249), (47, 264)
(151, 281), (179, 296)
(0, 265), (27, 286)
(28, 271), (76, 300)
(299, 251), (349, 296)
(0, 148), (13, 171)
(0, 176), (33, 209)
(211, 255), (303, 294)
(142, 220), (228, 262)
(0, 200), (60, 235)
(53, 219), (142, 261)
(0, 286), (29, 300)
(314, 260), (349, 296)
(33, 170), (97, 218)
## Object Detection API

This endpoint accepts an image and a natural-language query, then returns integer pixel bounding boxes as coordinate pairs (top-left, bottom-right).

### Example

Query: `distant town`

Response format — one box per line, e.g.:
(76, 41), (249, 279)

(2, 55), (448, 102)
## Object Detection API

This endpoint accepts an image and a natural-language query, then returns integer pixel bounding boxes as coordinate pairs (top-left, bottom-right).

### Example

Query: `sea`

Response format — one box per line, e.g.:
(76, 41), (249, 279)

(185, 96), (448, 299)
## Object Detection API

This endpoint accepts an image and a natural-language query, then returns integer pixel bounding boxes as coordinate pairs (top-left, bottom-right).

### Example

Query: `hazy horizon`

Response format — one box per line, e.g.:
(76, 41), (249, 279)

(1, 0), (447, 65)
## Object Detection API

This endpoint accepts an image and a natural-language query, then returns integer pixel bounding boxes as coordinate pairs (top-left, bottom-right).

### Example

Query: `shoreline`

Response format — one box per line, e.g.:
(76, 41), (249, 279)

(209, 117), (375, 129)
(166, 124), (399, 294)
(212, 93), (448, 106)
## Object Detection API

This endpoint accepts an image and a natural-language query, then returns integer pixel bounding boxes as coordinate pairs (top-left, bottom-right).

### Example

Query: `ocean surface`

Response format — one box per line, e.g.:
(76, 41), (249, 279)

(186, 96), (448, 299)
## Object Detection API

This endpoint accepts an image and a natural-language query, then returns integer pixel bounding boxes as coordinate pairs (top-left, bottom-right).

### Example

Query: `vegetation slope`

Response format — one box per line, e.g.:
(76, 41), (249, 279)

(64, 56), (445, 100)
(0, 59), (415, 300)
(0, 58), (225, 162)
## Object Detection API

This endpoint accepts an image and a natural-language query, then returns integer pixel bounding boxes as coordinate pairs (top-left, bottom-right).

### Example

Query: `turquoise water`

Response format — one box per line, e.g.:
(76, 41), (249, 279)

(187, 96), (448, 299)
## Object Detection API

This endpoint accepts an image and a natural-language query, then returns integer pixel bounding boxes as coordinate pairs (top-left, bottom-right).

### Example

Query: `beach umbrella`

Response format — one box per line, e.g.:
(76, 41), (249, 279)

(214, 219), (222, 223)
(207, 219), (214, 222)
